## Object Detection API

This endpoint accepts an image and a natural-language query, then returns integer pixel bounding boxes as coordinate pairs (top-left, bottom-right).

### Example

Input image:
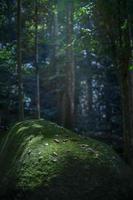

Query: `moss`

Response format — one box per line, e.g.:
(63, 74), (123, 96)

(0, 119), (132, 200)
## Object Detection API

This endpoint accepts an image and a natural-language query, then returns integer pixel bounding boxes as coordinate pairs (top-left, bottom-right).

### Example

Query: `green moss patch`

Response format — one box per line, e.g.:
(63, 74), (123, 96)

(0, 119), (132, 200)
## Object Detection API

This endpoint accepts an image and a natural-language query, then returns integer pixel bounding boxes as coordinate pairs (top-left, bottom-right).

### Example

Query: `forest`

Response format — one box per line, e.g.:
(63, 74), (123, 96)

(0, 0), (133, 199)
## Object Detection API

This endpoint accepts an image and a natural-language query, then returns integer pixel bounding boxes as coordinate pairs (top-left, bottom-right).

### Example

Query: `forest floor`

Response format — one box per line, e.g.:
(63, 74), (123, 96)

(0, 119), (133, 200)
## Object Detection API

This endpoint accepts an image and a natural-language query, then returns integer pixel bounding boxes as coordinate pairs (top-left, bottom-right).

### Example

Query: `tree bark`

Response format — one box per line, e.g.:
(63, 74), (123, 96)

(35, 0), (41, 119)
(17, 0), (24, 121)
(62, 1), (75, 129)
(118, 0), (133, 164)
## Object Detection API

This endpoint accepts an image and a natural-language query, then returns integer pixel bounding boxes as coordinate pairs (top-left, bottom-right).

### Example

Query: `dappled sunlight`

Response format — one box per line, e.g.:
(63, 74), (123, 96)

(0, 0), (133, 199)
(16, 126), (30, 134)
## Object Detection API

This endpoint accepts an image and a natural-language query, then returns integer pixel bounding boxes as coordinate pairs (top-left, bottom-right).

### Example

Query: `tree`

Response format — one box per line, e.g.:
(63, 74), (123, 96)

(17, 0), (24, 121)
(94, 0), (133, 164)
(61, 0), (75, 129)
(34, 0), (41, 119)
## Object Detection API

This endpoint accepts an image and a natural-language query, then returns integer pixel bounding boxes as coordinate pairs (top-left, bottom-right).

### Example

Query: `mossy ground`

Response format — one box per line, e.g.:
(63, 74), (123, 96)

(0, 119), (132, 200)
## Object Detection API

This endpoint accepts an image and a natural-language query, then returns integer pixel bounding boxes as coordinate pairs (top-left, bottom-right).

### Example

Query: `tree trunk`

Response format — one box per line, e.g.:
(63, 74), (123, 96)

(128, 2), (133, 167)
(17, 0), (24, 121)
(118, 0), (133, 164)
(129, 72), (133, 164)
(53, 5), (62, 124)
(35, 0), (40, 119)
(121, 69), (131, 163)
(62, 1), (75, 129)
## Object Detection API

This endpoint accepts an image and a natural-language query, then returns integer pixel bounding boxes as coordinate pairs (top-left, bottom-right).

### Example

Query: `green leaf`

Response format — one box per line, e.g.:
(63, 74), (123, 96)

(128, 65), (133, 71)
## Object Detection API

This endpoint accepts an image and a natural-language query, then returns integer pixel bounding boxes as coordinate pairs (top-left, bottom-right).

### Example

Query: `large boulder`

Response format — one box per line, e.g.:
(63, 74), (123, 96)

(0, 119), (132, 200)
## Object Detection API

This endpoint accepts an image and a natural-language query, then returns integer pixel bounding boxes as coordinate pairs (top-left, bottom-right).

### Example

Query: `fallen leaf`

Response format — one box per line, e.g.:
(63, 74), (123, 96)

(52, 157), (58, 162)
(53, 152), (58, 156)
(54, 139), (60, 143)
(63, 139), (69, 143)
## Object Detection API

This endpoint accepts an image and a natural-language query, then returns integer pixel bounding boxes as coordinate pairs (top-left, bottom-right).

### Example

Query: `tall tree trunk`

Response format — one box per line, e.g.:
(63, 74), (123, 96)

(128, 70), (133, 166)
(17, 0), (24, 121)
(62, 1), (75, 129)
(128, 1), (133, 167)
(35, 0), (40, 119)
(120, 65), (131, 163)
(118, 0), (133, 164)
(50, 4), (59, 73)
(53, 4), (61, 124)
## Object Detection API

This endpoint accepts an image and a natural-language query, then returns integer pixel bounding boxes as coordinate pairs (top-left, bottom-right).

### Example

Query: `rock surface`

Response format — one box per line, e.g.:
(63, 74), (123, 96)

(0, 119), (132, 200)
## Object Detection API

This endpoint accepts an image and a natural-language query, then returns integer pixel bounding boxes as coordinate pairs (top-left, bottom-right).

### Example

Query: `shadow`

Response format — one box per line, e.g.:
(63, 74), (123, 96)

(1, 154), (133, 200)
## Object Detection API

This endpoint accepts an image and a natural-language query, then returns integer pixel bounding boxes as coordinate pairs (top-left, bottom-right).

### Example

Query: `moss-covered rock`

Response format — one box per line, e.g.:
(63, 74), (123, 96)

(0, 119), (132, 200)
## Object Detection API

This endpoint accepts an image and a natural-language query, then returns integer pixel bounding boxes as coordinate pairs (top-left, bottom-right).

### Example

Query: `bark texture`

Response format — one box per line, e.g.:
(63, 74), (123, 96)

(62, 1), (75, 129)
(17, 0), (24, 121)
(35, 0), (41, 119)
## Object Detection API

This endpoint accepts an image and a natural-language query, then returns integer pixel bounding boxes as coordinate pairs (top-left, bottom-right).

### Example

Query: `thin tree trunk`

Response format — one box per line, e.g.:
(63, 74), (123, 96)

(127, 71), (133, 167)
(53, 4), (61, 123)
(35, 0), (40, 119)
(17, 0), (24, 121)
(128, 1), (133, 167)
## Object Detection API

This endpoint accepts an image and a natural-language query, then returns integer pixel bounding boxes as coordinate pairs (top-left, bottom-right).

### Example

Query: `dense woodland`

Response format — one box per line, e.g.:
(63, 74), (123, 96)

(0, 0), (133, 199)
